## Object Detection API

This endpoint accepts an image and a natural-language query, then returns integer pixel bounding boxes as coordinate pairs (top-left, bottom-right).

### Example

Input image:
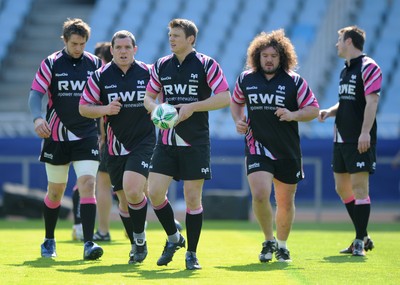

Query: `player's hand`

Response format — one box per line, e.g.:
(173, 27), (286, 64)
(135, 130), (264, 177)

(34, 118), (51, 138)
(318, 109), (330, 122)
(235, 115), (248, 134)
(174, 103), (194, 125)
(358, 133), (371, 153)
(275, 107), (294, 121)
(107, 97), (122, 115)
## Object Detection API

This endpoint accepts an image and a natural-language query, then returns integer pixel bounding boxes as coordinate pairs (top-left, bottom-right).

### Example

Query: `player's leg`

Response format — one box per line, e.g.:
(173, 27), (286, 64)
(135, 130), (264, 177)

(41, 163), (69, 257)
(273, 179), (296, 262)
(123, 170), (149, 263)
(148, 172), (185, 266)
(248, 171), (276, 262)
(246, 155), (277, 263)
(74, 160), (103, 260)
(71, 184), (83, 241)
(350, 171), (372, 256)
(183, 179), (204, 270)
(93, 170), (112, 241)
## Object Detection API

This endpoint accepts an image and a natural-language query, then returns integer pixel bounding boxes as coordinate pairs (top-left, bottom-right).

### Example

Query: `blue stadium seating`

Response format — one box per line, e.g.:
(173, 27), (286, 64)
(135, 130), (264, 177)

(0, 0), (398, 138)
(0, 0), (32, 62)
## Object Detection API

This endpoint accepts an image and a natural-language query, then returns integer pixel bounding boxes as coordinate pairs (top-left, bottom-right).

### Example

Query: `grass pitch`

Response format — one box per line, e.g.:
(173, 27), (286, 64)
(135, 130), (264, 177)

(0, 219), (399, 285)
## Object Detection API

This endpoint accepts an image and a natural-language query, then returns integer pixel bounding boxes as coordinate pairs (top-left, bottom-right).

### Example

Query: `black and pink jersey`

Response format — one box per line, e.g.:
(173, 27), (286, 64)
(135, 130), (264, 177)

(147, 51), (229, 146)
(80, 61), (155, 156)
(232, 68), (319, 159)
(335, 55), (382, 144)
(31, 49), (102, 141)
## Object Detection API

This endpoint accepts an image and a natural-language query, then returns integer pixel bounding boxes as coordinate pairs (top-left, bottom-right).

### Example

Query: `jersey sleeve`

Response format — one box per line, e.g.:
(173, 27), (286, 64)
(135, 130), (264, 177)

(232, 71), (248, 105)
(362, 57), (382, 96)
(146, 57), (167, 94)
(80, 69), (102, 105)
(202, 56), (229, 95)
(290, 71), (319, 109)
(31, 55), (55, 94)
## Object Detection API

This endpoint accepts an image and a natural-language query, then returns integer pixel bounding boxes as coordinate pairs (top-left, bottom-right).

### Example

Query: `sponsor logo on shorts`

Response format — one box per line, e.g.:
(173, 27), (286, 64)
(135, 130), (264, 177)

(296, 171), (301, 178)
(201, 167), (210, 174)
(91, 149), (99, 156)
(43, 152), (53, 160)
(356, 161), (365, 168)
(141, 161), (149, 168)
(248, 162), (260, 170)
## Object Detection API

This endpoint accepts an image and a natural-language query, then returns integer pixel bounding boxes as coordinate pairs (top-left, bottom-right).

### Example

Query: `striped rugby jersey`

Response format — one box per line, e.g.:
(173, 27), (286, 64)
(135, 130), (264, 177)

(147, 51), (229, 146)
(232, 68), (319, 160)
(335, 55), (382, 144)
(31, 49), (102, 141)
(80, 61), (155, 156)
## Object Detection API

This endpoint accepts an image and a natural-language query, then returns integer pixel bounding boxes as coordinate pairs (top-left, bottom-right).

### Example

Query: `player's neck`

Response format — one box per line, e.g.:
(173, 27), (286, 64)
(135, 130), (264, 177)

(174, 48), (194, 64)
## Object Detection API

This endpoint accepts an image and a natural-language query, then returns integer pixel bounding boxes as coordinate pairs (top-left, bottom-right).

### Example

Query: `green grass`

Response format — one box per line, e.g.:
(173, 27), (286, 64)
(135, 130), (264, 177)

(0, 219), (399, 285)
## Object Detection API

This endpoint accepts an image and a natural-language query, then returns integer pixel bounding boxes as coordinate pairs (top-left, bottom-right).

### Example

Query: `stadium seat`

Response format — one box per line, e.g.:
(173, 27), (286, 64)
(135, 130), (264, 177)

(0, 0), (33, 61)
(86, 0), (123, 51)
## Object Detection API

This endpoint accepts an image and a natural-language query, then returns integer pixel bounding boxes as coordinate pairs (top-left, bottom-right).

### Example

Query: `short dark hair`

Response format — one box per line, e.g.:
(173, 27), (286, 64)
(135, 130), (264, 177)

(338, 26), (365, 51)
(62, 18), (91, 42)
(168, 18), (198, 46)
(94, 42), (112, 63)
(111, 30), (136, 48)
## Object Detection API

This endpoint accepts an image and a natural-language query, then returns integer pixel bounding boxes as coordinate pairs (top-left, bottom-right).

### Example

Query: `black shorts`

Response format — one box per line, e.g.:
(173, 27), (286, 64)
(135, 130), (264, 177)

(107, 144), (153, 191)
(98, 143), (109, 173)
(332, 143), (376, 174)
(40, 137), (99, 165)
(246, 155), (304, 184)
(149, 144), (211, 181)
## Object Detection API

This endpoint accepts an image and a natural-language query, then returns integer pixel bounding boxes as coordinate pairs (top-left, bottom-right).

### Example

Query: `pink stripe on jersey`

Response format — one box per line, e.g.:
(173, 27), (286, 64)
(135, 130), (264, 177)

(51, 117), (61, 141)
(161, 129), (169, 144)
(362, 58), (382, 95)
(81, 78), (101, 105)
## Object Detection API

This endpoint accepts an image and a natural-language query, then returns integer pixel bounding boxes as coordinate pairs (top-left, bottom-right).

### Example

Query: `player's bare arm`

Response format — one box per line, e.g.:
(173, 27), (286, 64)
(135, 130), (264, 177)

(276, 105), (319, 122)
(318, 102), (339, 122)
(230, 101), (248, 135)
(79, 97), (122, 118)
(358, 93), (379, 153)
(144, 91), (159, 113)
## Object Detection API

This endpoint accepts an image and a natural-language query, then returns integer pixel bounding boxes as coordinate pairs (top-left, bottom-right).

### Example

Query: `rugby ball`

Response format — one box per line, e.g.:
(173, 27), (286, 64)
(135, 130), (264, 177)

(151, 103), (178, 129)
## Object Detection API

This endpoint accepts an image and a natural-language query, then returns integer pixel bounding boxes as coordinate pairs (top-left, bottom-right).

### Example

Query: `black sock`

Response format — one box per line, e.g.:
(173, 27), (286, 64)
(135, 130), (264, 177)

(72, 189), (81, 224)
(80, 203), (96, 242)
(186, 211), (203, 252)
(43, 204), (60, 239)
(120, 214), (134, 244)
(127, 200), (147, 234)
(154, 201), (177, 236)
(344, 200), (355, 226)
(354, 203), (370, 240)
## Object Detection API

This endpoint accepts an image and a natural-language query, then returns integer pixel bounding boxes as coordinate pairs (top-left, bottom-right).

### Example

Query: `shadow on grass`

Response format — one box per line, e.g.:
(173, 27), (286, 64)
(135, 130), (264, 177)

(15, 257), (95, 268)
(216, 262), (304, 272)
(58, 240), (127, 246)
(58, 264), (199, 280)
(322, 255), (367, 263)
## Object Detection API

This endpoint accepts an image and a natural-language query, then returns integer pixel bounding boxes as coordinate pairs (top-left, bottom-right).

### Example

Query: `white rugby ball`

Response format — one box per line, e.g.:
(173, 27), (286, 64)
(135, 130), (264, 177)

(151, 103), (178, 129)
